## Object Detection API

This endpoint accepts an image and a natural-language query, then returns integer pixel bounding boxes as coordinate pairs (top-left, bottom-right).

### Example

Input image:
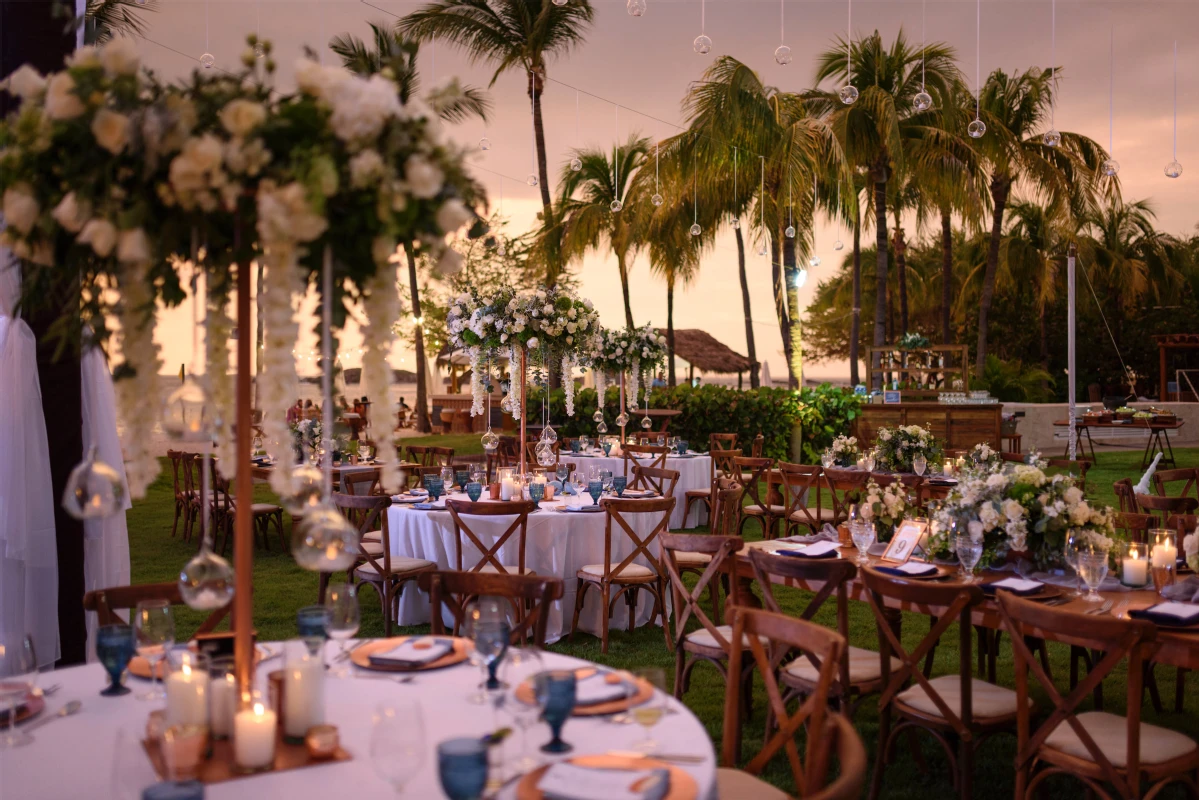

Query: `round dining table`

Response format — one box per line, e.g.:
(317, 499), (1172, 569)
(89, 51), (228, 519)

(565, 452), (712, 530)
(0, 643), (717, 800)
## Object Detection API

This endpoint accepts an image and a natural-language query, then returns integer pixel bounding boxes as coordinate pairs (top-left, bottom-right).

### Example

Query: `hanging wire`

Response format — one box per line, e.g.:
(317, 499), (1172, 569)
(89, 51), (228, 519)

(920, 0), (926, 89)
(1108, 25), (1113, 154)
(1173, 41), (1178, 161)
(846, 0), (852, 82)
(759, 156), (765, 248)
(1049, 0), (1056, 128)
(733, 147), (738, 219)
(614, 105), (619, 191)
(700, 0), (705, 36)
(788, 168), (793, 227)
(693, 157), (698, 224)
(811, 174), (818, 250)
(655, 142), (660, 194)
(575, 90), (580, 147)
(780, 0), (784, 45)
(975, 0), (981, 119)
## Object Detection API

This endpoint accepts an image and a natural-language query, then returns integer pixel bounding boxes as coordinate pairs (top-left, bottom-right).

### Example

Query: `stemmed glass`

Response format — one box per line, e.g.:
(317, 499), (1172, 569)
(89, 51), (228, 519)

(325, 582), (360, 677)
(850, 521), (875, 565)
(528, 481), (545, 507)
(371, 701), (426, 793)
(96, 624), (136, 696)
(913, 454), (927, 477)
(863, 449), (877, 472)
(505, 649), (545, 772)
(0, 634), (37, 748)
(821, 451), (834, 469)
(296, 605), (330, 659)
(1079, 549), (1110, 603)
(463, 599), (510, 704)
(1065, 533), (1086, 597)
(469, 464), (485, 485)
(534, 670), (577, 754)
(133, 599), (174, 701)
(599, 469), (613, 493)
(588, 481), (604, 506)
(440, 466), (455, 488)
(631, 668), (667, 753)
(955, 534), (983, 583)
(427, 479), (445, 503)
(555, 463), (570, 485)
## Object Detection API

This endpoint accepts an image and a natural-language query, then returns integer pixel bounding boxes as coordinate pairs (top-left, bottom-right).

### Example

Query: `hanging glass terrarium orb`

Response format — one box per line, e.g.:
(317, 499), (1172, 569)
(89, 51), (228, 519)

(967, 118), (987, 138)
(756, 241), (768, 257)
(610, 199), (624, 213)
(784, 225), (796, 239)
(627, 0), (647, 16)
(1043, 129), (1062, 147)
(834, 240), (845, 251)
(615, 411), (630, 427)
(200, 53), (215, 69)
(693, 35), (712, 55)
(481, 427), (500, 452)
(500, 394), (514, 413)
(537, 445), (557, 467)
(254, 42), (266, 59)
(178, 548), (234, 610)
(570, 157), (582, 172)
(913, 90), (933, 112)
(552, 0), (568, 5)
(61, 445), (124, 520)
(809, 255), (821, 268)
(541, 425), (558, 445)
(1100, 158), (1120, 177)
(838, 85), (859, 105)
(1165, 160), (1183, 179)
(689, 223), (701, 237)
(161, 376), (214, 441)
(640, 415), (653, 430)
(283, 463), (324, 515)
(774, 45), (793, 66)
(731, 217), (740, 230)
(526, 174), (539, 187)
(651, 193), (664, 207)
(479, 137), (492, 151)
(596, 421), (608, 434)
(292, 505), (358, 572)
(592, 409), (604, 423)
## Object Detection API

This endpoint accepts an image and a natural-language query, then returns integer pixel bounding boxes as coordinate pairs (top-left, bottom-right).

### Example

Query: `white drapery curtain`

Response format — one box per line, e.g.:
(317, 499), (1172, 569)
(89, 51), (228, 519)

(0, 254), (60, 667)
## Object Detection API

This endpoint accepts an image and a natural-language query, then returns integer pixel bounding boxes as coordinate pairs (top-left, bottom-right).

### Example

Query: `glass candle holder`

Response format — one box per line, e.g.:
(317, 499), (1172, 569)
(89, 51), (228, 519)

(208, 657), (237, 739)
(1150, 529), (1178, 596)
(233, 690), (276, 773)
(161, 723), (209, 781)
(1121, 541), (1150, 588)
(282, 644), (325, 744)
(164, 648), (209, 728)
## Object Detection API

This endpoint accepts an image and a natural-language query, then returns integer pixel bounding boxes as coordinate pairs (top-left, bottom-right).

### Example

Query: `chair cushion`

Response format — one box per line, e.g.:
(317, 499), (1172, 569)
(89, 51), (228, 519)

(353, 557), (435, 578)
(477, 564), (536, 575)
(743, 505), (788, 516)
(251, 503), (281, 514)
(684, 489), (711, 498)
(788, 507), (839, 523)
(784, 645), (900, 686)
(1043, 711), (1198, 768)
(673, 551), (712, 566)
(579, 563), (655, 579)
(361, 529), (381, 543)
(685, 624), (770, 650)
(359, 541), (385, 556)
(715, 768), (790, 800)
(897, 675), (1029, 720)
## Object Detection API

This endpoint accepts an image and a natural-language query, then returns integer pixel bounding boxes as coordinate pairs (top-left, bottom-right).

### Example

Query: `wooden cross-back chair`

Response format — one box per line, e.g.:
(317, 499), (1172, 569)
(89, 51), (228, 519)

(1044, 457), (1092, 491)
(749, 433), (765, 458)
(621, 443), (668, 478)
(333, 492), (434, 636)
(406, 445), (454, 467)
(569, 496), (674, 654)
(821, 467), (872, 523)
(998, 593), (1199, 800)
(83, 582), (231, 635)
(245, 466), (287, 551)
(716, 606), (849, 800)
(1154, 467), (1199, 501)
(735, 456), (784, 540)
(166, 450), (189, 540)
(779, 462), (837, 536)
(408, 464), (445, 490)
(709, 432), (738, 452)
(1135, 492), (1199, 527)
(1112, 479), (1137, 513)
(1166, 513), (1198, 538)
(672, 482), (744, 622)
(862, 567), (1026, 800)
(1113, 511), (1155, 544)
(630, 465), (680, 498)
(418, 570), (564, 648)
(340, 468), (381, 497)
(445, 499), (536, 577)
(682, 446), (741, 522)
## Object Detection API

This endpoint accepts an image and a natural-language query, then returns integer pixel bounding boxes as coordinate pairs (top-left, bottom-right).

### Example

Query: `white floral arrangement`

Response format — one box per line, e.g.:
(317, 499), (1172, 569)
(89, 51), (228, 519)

(967, 442), (1003, 472)
(855, 478), (909, 541)
(933, 465), (1115, 568)
(826, 435), (861, 467)
(589, 324), (667, 411)
(1184, 527), (1199, 572)
(874, 424), (943, 473)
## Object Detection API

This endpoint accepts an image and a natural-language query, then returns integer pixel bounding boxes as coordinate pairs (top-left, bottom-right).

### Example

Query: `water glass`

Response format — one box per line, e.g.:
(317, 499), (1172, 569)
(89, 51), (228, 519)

(134, 599), (175, 701)
(676, 440), (689, 456)
(96, 624), (136, 696)
(863, 451), (877, 472)
(296, 605), (330, 659)
(1064, 533), (1086, 597)
(821, 451), (834, 469)
(371, 701), (425, 793)
(602, 440), (612, 456)
(588, 481), (604, 505)
(0, 634), (37, 748)
(955, 535), (983, 583)
(570, 439), (581, 453)
(428, 478), (445, 502)
(504, 649), (545, 772)
(534, 670), (577, 753)
(850, 521), (875, 565)
(455, 470), (470, 492)
(528, 481), (545, 506)
(324, 583), (360, 677)
(440, 466), (455, 487)
(1079, 551), (1110, 602)
(469, 465), (485, 485)
(466, 481), (483, 503)
(613, 475), (627, 497)
(600, 469), (613, 492)
(913, 454), (927, 477)
(631, 668), (667, 753)
(438, 737), (489, 800)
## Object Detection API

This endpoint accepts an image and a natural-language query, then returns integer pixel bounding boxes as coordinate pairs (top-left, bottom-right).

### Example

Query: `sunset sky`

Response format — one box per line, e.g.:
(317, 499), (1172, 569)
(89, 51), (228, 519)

(135, 0), (1199, 384)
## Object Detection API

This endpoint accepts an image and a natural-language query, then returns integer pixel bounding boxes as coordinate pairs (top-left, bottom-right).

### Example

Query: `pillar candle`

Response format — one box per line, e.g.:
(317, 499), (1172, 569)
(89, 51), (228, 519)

(1123, 555), (1148, 586)
(234, 700), (277, 770)
(165, 664), (209, 727)
(209, 673), (237, 738)
(1152, 542), (1177, 569)
(500, 478), (515, 501)
(282, 657), (324, 740)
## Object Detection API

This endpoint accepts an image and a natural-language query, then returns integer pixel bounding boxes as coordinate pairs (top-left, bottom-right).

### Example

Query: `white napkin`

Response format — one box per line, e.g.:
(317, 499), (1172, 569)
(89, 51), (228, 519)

(1162, 576), (1199, 603)
(1143, 602), (1199, 622)
(367, 637), (452, 667)
(575, 672), (632, 705)
(890, 562), (938, 576)
(537, 762), (669, 800)
(989, 577), (1044, 593)
(778, 524), (840, 545)
(776, 540), (841, 558)
(621, 489), (656, 498)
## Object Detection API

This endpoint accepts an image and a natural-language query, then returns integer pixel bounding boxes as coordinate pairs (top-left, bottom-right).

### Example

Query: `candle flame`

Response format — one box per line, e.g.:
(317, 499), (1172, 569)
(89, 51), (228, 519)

(253, 702), (265, 715)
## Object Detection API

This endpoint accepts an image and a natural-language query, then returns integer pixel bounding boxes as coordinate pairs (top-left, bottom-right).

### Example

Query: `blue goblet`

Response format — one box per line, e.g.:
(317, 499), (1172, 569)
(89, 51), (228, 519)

(473, 620), (510, 691)
(612, 475), (627, 497)
(455, 470), (470, 492)
(570, 440), (581, 454)
(96, 624), (136, 696)
(466, 481), (483, 503)
(428, 479), (445, 502)
(676, 440), (689, 456)
(528, 481), (545, 507)
(602, 441), (612, 456)
(588, 481), (603, 506)
(534, 670), (577, 754)
(438, 737), (489, 800)
(296, 605), (329, 657)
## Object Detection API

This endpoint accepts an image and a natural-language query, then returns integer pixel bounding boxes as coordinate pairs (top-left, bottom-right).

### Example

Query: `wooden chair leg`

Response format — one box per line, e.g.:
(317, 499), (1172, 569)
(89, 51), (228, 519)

(626, 586), (637, 633)
(1145, 661), (1165, 713)
(958, 732), (974, 800)
(600, 583), (611, 654)
(569, 579), (586, 643)
(868, 706), (891, 800)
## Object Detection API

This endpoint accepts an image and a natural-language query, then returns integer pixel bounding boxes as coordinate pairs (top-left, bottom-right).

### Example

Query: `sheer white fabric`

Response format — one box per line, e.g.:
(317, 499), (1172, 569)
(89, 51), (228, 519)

(0, 253), (60, 667)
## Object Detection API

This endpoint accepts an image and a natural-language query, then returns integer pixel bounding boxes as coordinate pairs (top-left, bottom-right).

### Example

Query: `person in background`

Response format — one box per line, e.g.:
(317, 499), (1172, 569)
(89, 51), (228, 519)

(286, 399), (302, 424)
(337, 395), (350, 414)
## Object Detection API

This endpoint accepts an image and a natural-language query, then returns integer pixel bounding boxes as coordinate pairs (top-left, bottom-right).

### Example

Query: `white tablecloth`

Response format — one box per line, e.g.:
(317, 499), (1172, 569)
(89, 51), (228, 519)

(1, 644), (716, 800)
(565, 453), (711, 530)
(390, 495), (678, 642)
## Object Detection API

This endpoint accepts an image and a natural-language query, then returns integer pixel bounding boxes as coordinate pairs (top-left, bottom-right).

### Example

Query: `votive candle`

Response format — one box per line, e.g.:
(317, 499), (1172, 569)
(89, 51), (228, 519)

(165, 656), (209, 727)
(282, 653), (324, 742)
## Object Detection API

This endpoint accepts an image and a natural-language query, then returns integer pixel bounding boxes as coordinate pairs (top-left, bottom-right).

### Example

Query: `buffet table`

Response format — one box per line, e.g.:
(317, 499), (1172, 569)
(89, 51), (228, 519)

(1, 646), (716, 799)
(1053, 418), (1185, 468)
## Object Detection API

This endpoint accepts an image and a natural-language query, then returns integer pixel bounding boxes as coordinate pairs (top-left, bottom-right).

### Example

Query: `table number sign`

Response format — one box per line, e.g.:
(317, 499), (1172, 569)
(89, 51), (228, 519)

(881, 520), (929, 564)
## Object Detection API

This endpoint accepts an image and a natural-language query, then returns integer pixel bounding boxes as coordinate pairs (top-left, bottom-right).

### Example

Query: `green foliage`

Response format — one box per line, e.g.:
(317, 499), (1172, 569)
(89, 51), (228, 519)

(791, 384), (865, 464)
(974, 355), (1055, 402)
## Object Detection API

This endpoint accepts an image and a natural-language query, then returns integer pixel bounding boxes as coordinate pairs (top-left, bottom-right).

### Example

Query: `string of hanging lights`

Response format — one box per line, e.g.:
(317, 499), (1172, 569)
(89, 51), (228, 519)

(1101, 26), (1119, 176)
(1043, 0), (1061, 147)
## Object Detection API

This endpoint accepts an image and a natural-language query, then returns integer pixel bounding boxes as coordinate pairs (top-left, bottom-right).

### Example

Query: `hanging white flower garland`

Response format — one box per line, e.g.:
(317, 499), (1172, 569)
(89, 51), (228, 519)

(468, 347), (485, 417)
(360, 264), (402, 493)
(206, 283), (237, 476)
(507, 344), (521, 422)
(594, 368), (607, 412)
(115, 260), (163, 498)
(626, 366), (641, 412)
(257, 251), (304, 495)
(562, 354), (576, 416)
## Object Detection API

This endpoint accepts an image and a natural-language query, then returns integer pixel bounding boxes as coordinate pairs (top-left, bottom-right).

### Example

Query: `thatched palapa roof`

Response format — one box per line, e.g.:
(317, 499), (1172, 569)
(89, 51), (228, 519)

(658, 328), (754, 375)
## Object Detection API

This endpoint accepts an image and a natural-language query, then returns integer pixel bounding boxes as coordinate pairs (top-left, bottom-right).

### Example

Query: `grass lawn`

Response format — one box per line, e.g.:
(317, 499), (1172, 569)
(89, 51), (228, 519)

(128, 441), (1199, 798)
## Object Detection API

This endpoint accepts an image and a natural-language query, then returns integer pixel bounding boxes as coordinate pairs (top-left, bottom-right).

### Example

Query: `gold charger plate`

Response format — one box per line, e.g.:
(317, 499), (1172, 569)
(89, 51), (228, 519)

(516, 755), (698, 800)
(130, 644), (271, 680)
(350, 636), (469, 672)
(514, 668), (653, 716)
(0, 688), (44, 725)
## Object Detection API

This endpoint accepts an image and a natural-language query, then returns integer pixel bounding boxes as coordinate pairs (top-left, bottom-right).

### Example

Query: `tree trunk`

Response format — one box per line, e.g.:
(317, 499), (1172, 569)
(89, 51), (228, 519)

(893, 218), (908, 335)
(976, 177), (1010, 377)
(771, 232), (792, 384)
(666, 278), (676, 387)
(529, 74), (557, 285)
(254, 259), (265, 408)
(617, 251), (634, 329)
(782, 232), (800, 388)
(735, 223), (759, 388)
(941, 207), (953, 344)
(405, 243), (431, 433)
(850, 213), (862, 387)
(873, 170), (889, 369)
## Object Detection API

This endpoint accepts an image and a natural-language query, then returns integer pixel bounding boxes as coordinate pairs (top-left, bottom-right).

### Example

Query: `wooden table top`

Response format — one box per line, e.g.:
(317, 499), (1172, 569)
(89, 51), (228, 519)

(1054, 418), (1184, 430)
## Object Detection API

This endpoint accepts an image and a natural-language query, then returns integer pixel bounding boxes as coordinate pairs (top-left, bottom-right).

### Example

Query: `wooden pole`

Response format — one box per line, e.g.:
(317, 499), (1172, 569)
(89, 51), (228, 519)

(233, 253), (255, 705)
(519, 347), (527, 475)
(619, 372), (627, 445)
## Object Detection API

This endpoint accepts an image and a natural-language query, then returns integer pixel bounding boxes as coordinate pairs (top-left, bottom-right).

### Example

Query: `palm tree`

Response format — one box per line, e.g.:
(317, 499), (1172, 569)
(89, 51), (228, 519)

(811, 30), (960, 370)
(555, 135), (650, 329)
(1001, 201), (1072, 377)
(334, 24), (490, 433)
(83, 0), (158, 43)
(645, 191), (702, 387)
(970, 66), (1108, 377)
(399, 0), (595, 286)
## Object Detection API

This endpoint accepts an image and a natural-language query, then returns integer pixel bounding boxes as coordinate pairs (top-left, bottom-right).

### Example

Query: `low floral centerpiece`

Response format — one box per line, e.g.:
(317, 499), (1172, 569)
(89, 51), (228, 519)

(824, 435), (861, 468)
(874, 424), (943, 473)
(967, 442), (1003, 472)
(855, 478), (910, 542)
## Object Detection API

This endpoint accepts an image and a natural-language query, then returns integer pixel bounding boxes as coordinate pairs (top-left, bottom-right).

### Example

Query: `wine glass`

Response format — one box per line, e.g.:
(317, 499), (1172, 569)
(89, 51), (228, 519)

(631, 668), (667, 753)
(463, 598), (510, 704)
(863, 450), (877, 473)
(470, 464), (485, 485)
(600, 469), (613, 493)
(504, 648), (545, 772)
(847, 504), (861, 527)
(296, 605), (330, 659)
(555, 463), (570, 484)
(534, 670), (577, 753)
(133, 599), (174, 701)
(0, 634), (37, 748)
(821, 451), (834, 469)
(325, 583), (360, 677)
(913, 454), (927, 477)
(1065, 533), (1086, 597)
(440, 466), (455, 487)
(371, 701), (426, 793)
(955, 534), (983, 583)
(850, 521), (876, 565)
(1079, 550), (1110, 603)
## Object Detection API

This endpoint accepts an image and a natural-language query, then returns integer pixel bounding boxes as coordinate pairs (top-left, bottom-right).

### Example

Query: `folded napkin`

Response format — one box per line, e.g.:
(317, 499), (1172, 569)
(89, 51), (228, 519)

(1128, 602), (1199, 627)
(777, 524), (840, 545)
(928, 478), (959, 486)
(367, 637), (453, 667)
(563, 505), (605, 513)
(575, 672), (632, 705)
(538, 763), (670, 800)
(391, 494), (424, 504)
(775, 540), (841, 560)
(621, 489), (656, 499)
(875, 562), (938, 578)
(412, 502), (446, 510)
(982, 577), (1045, 596)
(1161, 576), (1199, 603)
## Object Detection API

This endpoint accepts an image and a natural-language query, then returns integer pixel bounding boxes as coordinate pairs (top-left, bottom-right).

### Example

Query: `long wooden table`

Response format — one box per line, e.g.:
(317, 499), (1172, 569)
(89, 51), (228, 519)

(1053, 418), (1185, 468)
(730, 540), (1199, 671)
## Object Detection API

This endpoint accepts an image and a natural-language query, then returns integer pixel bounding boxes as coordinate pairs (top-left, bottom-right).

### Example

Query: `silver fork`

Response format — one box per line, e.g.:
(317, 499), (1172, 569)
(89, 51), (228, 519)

(1086, 600), (1113, 616)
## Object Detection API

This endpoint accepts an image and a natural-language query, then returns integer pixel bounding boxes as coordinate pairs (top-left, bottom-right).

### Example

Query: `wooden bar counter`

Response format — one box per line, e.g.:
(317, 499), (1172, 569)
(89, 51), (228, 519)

(854, 402), (1002, 451)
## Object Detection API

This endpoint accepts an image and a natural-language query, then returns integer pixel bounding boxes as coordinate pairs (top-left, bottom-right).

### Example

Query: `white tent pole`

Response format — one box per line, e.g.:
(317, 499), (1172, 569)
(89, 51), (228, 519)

(1067, 243), (1077, 462)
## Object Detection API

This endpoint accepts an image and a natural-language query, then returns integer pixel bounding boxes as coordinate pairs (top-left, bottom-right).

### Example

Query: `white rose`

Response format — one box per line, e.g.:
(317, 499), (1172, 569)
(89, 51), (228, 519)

(979, 504), (1000, 531)
(52, 192), (86, 232)
(78, 218), (117, 257)
(294, 58), (350, 101)
(117, 227), (150, 263)
(44, 72), (84, 120)
(435, 248), (463, 275)
(435, 198), (472, 233)
(330, 74), (401, 143)
(405, 156), (443, 199)
(91, 108), (131, 154)
(1001, 499), (1025, 520)
(4, 65), (46, 100)
(67, 46), (101, 69)
(986, 473), (1007, 489)
(218, 99), (266, 136)
(967, 520), (985, 542)
(349, 149), (385, 188)
(2, 187), (39, 234)
(527, 337), (539, 349)
(100, 37), (140, 77)
(1063, 486), (1083, 506)
(1069, 502), (1091, 526)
